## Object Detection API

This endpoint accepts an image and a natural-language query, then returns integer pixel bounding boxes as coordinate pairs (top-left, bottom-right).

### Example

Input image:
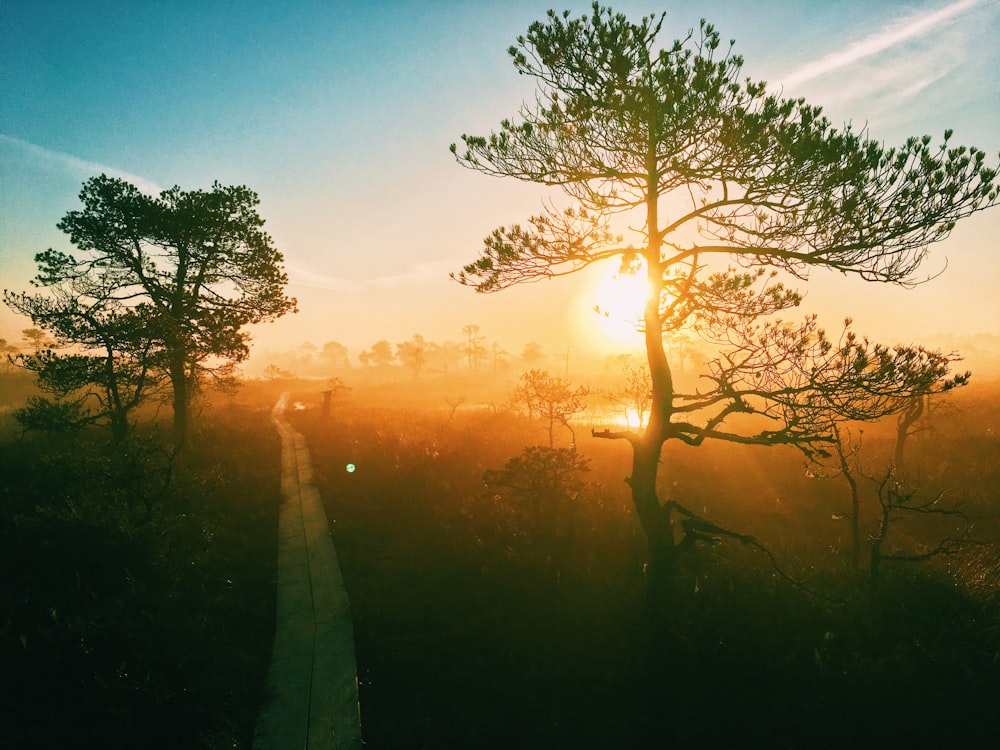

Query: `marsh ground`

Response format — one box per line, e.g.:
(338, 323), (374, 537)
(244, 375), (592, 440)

(2, 372), (998, 747)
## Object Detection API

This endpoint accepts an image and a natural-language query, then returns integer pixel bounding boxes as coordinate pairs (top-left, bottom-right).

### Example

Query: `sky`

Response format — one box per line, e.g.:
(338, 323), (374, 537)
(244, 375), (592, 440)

(2, 0), (999, 367)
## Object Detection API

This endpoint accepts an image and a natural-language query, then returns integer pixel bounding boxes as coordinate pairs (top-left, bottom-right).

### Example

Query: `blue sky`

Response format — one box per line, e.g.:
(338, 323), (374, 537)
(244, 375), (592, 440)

(2, 0), (998, 362)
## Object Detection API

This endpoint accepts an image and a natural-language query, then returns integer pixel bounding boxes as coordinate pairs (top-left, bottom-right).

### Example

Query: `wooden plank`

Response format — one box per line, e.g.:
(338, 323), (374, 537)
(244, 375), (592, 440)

(254, 394), (362, 750)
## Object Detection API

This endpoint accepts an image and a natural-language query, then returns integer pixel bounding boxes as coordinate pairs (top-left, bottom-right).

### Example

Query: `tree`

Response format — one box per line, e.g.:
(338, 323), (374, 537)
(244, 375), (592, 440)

(514, 369), (588, 447)
(452, 5), (998, 580)
(4, 175), (297, 446)
(824, 381), (973, 578)
(396, 334), (428, 380)
(320, 340), (352, 370)
(0, 338), (18, 373)
(490, 341), (509, 376)
(321, 377), (351, 420)
(867, 469), (974, 584)
(461, 324), (487, 373)
(890, 390), (955, 473)
(521, 340), (547, 367)
(610, 357), (652, 428)
(262, 363), (296, 381)
(359, 339), (395, 368)
(483, 445), (590, 536)
(426, 339), (464, 379)
(22, 328), (50, 352)
(5, 306), (164, 442)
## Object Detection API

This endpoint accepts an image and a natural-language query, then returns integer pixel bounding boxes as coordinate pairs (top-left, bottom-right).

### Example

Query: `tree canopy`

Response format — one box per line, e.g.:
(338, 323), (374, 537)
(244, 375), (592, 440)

(5, 174), (297, 444)
(452, 4), (998, 578)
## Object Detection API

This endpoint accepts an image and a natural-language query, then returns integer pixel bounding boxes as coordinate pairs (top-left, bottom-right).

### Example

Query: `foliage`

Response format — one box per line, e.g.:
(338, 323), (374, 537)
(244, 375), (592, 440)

(484, 445), (590, 506)
(521, 340), (547, 366)
(262, 363), (297, 380)
(452, 3), (998, 573)
(7, 316), (165, 442)
(0, 339), (17, 373)
(12, 393), (91, 434)
(4, 174), (297, 445)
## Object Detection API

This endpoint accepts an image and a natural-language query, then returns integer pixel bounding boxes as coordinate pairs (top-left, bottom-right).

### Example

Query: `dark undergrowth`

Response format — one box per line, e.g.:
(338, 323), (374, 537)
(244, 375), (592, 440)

(0, 390), (279, 749)
(2, 372), (997, 748)
(296, 385), (1000, 749)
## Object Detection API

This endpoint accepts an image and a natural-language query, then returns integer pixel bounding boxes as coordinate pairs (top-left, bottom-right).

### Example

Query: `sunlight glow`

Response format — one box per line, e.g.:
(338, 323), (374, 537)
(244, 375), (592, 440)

(589, 264), (651, 349)
(622, 407), (644, 429)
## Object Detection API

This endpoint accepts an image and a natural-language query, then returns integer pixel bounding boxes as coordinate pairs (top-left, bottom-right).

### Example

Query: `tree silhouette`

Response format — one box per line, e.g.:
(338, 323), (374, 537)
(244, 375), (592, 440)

(4, 175), (296, 446)
(461, 324), (487, 373)
(521, 340), (547, 367)
(359, 339), (395, 368)
(866, 469), (974, 584)
(320, 340), (352, 370)
(396, 334), (428, 380)
(514, 369), (588, 447)
(7, 308), (165, 442)
(824, 382), (972, 578)
(483, 445), (590, 534)
(489, 341), (509, 376)
(610, 358), (652, 428)
(0, 338), (18, 373)
(426, 339), (464, 379)
(452, 5), (997, 580)
(21, 328), (50, 353)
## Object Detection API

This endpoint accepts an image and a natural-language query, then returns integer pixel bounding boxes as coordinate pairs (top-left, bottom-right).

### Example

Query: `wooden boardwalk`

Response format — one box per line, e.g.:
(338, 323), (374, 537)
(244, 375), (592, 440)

(254, 393), (362, 750)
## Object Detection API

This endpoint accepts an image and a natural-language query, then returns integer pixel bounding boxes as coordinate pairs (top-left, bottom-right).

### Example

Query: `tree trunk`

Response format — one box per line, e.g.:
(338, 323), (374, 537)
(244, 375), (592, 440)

(834, 431), (862, 571)
(869, 493), (891, 583)
(629, 432), (676, 591)
(169, 354), (188, 447)
(894, 397), (924, 474)
(109, 411), (129, 444)
(868, 544), (882, 583)
(850, 487), (861, 573)
(632, 108), (679, 592)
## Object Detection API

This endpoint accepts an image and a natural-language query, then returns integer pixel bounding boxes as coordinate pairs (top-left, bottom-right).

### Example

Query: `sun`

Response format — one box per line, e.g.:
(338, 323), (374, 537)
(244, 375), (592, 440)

(587, 263), (652, 349)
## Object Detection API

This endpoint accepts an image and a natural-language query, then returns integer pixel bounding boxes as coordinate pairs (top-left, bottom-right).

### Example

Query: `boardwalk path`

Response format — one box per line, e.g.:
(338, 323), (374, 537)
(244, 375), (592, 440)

(253, 393), (362, 749)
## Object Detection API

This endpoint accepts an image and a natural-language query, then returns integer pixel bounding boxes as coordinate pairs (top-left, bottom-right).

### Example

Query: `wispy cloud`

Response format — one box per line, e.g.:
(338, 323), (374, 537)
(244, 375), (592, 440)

(286, 260), (456, 292)
(0, 133), (162, 195)
(780, 0), (982, 89)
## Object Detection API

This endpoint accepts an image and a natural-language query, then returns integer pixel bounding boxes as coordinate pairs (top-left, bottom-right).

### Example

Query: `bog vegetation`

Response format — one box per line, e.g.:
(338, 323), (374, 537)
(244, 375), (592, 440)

(0, 373), (282, 748)
(295, 371), (1000, 747)
(3, 347), (1000, 747)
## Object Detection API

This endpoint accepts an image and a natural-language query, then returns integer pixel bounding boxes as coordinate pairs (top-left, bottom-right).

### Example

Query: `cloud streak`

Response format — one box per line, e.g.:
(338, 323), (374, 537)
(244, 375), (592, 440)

(780, 0), (982, 88)
(0, 133), (162, 195)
